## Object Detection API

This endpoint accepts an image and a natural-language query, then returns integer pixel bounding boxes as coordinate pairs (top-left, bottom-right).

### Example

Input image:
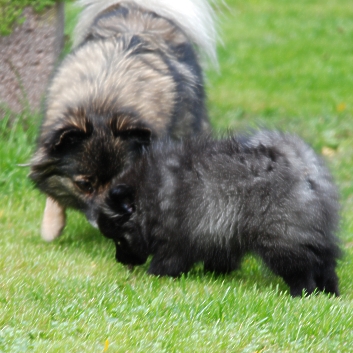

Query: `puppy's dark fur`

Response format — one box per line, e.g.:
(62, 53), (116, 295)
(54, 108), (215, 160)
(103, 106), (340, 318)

(29, 0), (214, 239)
(98, 131), (341, 297)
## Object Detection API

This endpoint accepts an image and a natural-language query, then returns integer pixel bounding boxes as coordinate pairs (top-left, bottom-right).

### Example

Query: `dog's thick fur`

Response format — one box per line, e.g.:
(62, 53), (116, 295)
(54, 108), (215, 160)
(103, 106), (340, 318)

(98, 131), (341, 297)
(29, 0), (216, 241)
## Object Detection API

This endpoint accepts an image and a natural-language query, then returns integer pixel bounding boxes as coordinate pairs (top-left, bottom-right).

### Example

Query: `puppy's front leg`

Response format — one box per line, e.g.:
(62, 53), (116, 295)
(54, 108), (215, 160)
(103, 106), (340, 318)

(41, 197), (66, 241)
(148, 248), (193, 277)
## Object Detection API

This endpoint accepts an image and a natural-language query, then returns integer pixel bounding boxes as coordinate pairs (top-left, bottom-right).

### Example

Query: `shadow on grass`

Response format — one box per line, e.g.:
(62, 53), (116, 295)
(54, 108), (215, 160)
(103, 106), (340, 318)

(34, 209), (290, 295)
(118, 254), (291, 296)
(58, 228), (113, 253)
(187, 257), (290, 295)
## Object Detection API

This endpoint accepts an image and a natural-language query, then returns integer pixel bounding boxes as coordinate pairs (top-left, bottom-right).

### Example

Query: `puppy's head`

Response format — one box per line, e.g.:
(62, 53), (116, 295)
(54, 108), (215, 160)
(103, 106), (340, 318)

(98, 183), (149, 266)
(29, 108), (151, 227)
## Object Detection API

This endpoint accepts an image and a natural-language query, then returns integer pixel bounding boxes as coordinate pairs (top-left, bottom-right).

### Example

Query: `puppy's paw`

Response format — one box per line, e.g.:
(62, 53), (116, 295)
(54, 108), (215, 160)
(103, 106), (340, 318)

(41, 197), (66, 242)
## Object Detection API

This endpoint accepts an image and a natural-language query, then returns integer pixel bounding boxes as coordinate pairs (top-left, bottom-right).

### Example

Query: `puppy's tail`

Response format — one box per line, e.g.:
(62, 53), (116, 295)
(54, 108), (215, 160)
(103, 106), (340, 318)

(73, 0), (217, 65)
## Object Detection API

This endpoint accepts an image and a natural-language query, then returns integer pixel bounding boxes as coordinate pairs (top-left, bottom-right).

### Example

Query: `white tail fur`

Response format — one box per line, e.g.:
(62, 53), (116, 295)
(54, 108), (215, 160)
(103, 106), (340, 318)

(73, 0), (217, 65)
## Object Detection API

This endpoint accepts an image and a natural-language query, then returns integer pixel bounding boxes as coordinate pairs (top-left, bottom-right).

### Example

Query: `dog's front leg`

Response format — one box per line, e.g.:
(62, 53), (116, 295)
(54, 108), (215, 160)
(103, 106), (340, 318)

(41, 197), (66, 241)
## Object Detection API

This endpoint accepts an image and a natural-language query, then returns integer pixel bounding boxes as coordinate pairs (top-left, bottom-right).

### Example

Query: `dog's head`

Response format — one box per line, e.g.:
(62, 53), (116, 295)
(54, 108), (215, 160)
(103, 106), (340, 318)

(97, 183), (149, 266)
(29, 108), (151, 227)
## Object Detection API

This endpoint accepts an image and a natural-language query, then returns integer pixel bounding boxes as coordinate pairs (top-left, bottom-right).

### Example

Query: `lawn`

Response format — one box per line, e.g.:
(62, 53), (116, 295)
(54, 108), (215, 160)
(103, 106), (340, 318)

(1, 0), (353, 351)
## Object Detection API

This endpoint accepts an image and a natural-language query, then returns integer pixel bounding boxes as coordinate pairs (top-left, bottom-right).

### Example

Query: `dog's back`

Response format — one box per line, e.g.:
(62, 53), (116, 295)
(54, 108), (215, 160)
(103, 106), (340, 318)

(74, 0), (216, 63)
(45, 0), (214, 137)
(72, 0), (217, 137)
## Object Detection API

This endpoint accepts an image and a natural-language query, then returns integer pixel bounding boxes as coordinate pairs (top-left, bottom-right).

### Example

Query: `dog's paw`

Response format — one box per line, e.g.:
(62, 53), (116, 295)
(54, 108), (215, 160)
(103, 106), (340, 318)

(41, 197), (66, 241)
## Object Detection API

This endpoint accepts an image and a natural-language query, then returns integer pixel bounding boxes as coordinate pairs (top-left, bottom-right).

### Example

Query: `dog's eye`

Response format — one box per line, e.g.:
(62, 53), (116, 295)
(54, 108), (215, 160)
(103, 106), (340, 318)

(75, 180), (93, 193)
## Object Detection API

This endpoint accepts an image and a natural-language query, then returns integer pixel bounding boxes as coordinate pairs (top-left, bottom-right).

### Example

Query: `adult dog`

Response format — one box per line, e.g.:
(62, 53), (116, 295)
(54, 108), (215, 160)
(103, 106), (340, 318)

(30, 0), (216, 241)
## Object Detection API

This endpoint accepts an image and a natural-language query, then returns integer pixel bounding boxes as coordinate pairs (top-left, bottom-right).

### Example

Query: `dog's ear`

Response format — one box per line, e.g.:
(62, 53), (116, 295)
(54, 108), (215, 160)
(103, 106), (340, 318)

(46, 121), (93, 153)
(107, 184), (136, 215)
(111, 113), (151, 146)
(115, 127), (152, 146)
(114, 127), (152, 146)
(50, 127), (88, 151)
(45, 108), (93, 153)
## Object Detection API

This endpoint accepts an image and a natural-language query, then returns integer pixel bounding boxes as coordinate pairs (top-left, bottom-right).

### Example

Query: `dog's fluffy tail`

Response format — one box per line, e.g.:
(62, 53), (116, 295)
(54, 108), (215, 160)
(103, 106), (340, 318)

(73, 0), (217, 65)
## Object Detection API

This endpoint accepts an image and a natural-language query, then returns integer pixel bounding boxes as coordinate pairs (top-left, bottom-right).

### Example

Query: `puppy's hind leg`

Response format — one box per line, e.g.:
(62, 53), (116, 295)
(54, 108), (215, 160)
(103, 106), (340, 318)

(256, 244), (317, 297)
(315, 261), (340, 296)
(281, 270), (317, 297)
(41, 197), (66, 242)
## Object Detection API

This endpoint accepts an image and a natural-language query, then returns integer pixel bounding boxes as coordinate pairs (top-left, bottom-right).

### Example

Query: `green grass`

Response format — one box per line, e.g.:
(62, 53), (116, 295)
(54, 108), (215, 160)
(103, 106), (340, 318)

(1, 0), (353, 351)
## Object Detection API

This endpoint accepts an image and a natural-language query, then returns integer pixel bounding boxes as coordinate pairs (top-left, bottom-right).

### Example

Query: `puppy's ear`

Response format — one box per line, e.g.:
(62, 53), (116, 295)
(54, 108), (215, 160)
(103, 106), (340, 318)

(107, 184), (135, 215)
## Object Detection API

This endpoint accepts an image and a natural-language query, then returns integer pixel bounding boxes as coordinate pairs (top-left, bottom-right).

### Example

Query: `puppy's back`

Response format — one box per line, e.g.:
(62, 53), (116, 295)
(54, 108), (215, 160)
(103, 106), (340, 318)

(139, 133), (340, 250)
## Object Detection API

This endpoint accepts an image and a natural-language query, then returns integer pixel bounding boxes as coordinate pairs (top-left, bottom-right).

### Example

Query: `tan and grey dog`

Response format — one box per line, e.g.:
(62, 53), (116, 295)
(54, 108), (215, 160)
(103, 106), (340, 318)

(29, 0), (216, 241)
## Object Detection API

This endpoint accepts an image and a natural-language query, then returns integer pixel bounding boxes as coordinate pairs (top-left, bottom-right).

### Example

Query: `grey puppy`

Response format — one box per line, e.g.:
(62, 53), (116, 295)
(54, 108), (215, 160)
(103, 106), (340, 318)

(29, 0), (216, 241)
(98, 131), (341, 297)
